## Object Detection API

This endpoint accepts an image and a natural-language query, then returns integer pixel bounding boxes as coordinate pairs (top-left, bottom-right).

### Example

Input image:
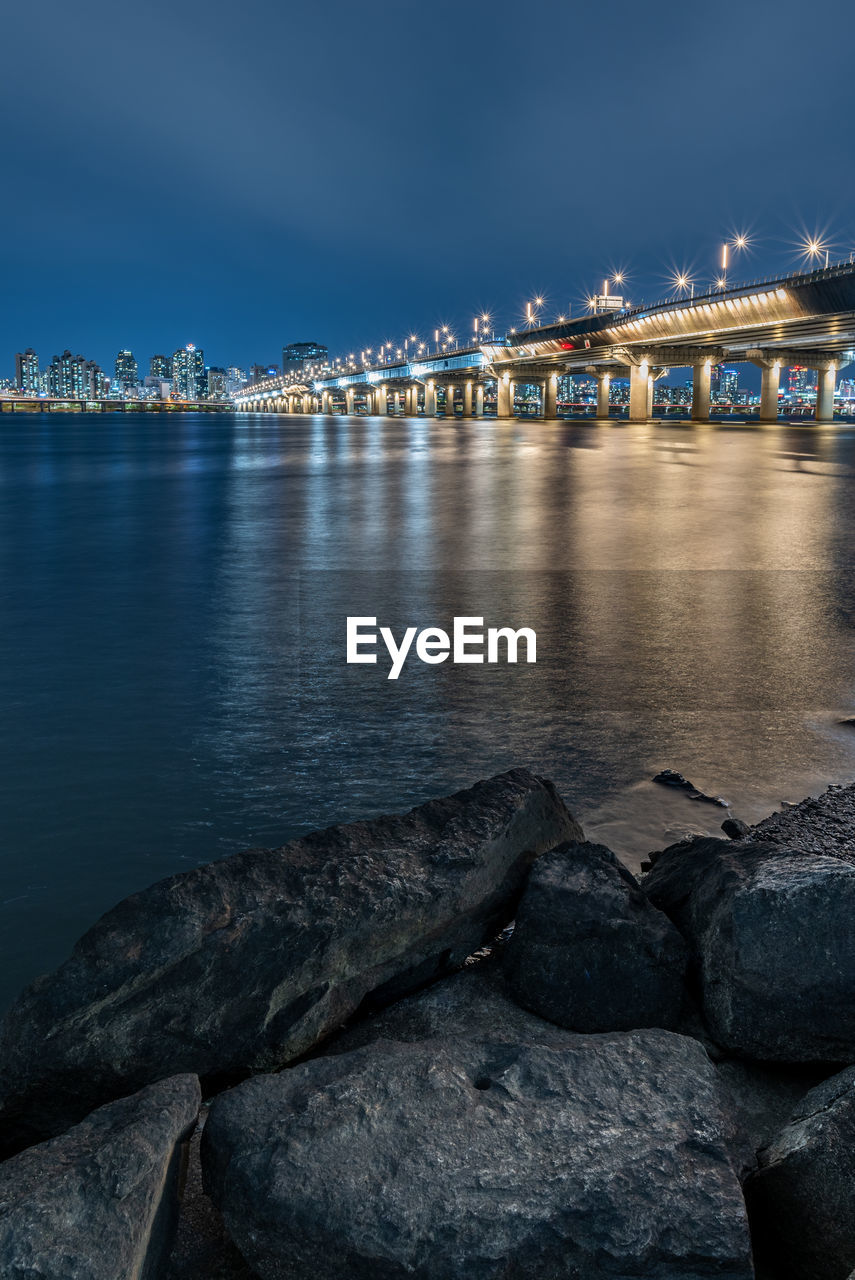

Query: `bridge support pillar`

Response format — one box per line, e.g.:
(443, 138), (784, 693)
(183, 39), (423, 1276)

(321, 390), (331, 413)
(544, 374), (558, 419)
(393, 391), (402, 414)
(445, 385), (456, 417)
(596, 373), (610, 418)
(496, 375), (512, 418)
(463, 381), (473, 418)
(629, 363), (652, 421)
(425, 380), (436, 416)
(816, 366), (836, 422)
(375, 386), (387, 416)
(692, 361), (711, 422)
(345, 388), (356, 415)
(475, 384), (484, 417)
(759, 364), (780, 422)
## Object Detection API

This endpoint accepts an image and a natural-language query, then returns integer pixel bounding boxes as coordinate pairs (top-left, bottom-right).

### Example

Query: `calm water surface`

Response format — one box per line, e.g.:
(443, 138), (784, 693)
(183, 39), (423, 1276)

(3, 411), (855, 1010)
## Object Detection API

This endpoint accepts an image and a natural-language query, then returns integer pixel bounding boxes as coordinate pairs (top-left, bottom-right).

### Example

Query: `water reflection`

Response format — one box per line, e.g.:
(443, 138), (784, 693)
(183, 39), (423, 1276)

(2, 413), (855, 1010)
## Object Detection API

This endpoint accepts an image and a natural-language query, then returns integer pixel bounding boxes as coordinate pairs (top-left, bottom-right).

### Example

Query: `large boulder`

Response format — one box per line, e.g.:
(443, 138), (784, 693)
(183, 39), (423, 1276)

(202, 1032), (753, 1280)
(503, 840), (689, 1032)
(0, 1074), (200, 1280)
(0, 769), (579, 1147)
(746, 1065), (855, 1280)
(644, 837), (855, 1061)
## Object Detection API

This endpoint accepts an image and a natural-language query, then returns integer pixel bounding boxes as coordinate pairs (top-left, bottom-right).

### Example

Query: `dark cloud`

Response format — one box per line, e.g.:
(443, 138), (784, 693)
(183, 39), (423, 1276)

(2, 0), (852, 371)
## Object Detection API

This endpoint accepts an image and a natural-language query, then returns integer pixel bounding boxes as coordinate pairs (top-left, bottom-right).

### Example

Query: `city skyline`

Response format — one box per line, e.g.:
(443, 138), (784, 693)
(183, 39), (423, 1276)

(1, 0), (853, 371)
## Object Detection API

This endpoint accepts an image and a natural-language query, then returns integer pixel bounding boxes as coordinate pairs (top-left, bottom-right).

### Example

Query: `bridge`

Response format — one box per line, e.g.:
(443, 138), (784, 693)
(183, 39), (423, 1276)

(0, 397), (231, 414)
(234, 259), (855, 423)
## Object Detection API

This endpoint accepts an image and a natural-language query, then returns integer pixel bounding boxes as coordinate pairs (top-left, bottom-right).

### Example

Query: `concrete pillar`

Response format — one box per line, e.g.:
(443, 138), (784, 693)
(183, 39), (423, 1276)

(496, 376), (511, 418)
(375, 387), (387, 416)
(692, 361), (711, 422)
(816, 366), (836, 422)
(445, 385), (456, 416)
(475, 384), (484, 417)
(425, 380), (436, 416)
(345, 388), (355, 415)
(321, 390), (331, 413)
(629, 364), (651, 421)
(759, 365), (780, 422)
(463, 381), (473, 418)
(544, 374), (558, 419)
(596, 373), (610, 418)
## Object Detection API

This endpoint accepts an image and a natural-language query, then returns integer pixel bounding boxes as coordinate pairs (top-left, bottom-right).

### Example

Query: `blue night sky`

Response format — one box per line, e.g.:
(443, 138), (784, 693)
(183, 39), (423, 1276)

(2, 0), (853, 374)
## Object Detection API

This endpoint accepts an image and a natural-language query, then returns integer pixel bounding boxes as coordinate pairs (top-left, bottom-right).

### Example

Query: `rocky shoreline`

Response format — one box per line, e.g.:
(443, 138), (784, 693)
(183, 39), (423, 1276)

(2, 768), (855, 1278)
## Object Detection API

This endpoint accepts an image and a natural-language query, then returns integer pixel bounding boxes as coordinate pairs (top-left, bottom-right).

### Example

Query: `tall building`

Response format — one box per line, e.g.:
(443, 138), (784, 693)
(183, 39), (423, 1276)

(172, 344), (206, 400)
(48, 351), (89, 399)
(15, 349), (39, 392)
(149, 354), (173, 379)
(86, 361), (109, 398)
(207, 367), (228, 401)
(250, 363), (278, 383)
(788, 366), (817, 400)
(114, 350), (138, 394)
(282, 342), (327, 377)
(226, 366), (247, 396)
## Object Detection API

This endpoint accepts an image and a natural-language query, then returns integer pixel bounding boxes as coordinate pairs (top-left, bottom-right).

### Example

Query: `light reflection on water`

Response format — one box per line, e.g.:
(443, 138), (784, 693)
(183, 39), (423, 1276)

(2, 411), (855, 1010)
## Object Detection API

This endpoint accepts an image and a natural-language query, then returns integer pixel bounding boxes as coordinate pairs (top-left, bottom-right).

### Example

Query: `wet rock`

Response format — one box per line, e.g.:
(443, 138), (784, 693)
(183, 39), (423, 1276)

(503, 840), (689, 1032)
(746, 1065), (855, 1280)
(645, 837), (855, 1061)
(0, 1074), (200, 1280)
(653, 768), (729, 807)
(748, 780), (855, 864)
(203, 1032), (753, 1280)
(722, 818), (752, 840)
(0, 769), (579, 1147)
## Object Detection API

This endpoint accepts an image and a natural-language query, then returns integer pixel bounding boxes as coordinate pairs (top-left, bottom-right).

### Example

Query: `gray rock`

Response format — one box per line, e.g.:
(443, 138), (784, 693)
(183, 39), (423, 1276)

(203, 1033), (753, 1280)
(503, 840), (689, 1032)
(0, 769), (579, 1148)
(0, 1074), (200, 1280)
(748, 782), (855, 864)
(326, 949), (581, 1055)
(653, 769), (729, 807)
(722, 818), (752, 840)
(746, 1065), (855, 1280)
(645, 837), (855, 1062)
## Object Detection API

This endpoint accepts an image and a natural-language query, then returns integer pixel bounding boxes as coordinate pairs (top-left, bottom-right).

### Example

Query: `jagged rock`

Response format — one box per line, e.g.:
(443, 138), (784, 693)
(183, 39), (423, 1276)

(722, 818), (752, 840)
(653, 768), (729, 807)
(746, 1065), (855, 1280)
(0, 1074), (200, 1280)
(0, 769), (579, 1148)
(503, 840), (689, 1032)
(645, 837), (855, 1061)
(203, 1033), (753, 1280)
(748, 781), (855, 864)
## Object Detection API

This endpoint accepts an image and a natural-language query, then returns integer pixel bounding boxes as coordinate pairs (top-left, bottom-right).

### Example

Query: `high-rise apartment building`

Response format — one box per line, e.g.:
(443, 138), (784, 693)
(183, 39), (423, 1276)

(15, 349), (40, 392)
(114, 350), (138, 393)
(172, 344), (206, 399)
(207, 367), (228, 401)
(149, 354), (173, 379)
(282, 342), (328, 376)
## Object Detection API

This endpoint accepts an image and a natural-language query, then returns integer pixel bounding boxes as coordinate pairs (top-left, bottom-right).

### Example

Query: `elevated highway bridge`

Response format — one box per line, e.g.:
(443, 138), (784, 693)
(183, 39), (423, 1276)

(235, 260), (855, 423)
